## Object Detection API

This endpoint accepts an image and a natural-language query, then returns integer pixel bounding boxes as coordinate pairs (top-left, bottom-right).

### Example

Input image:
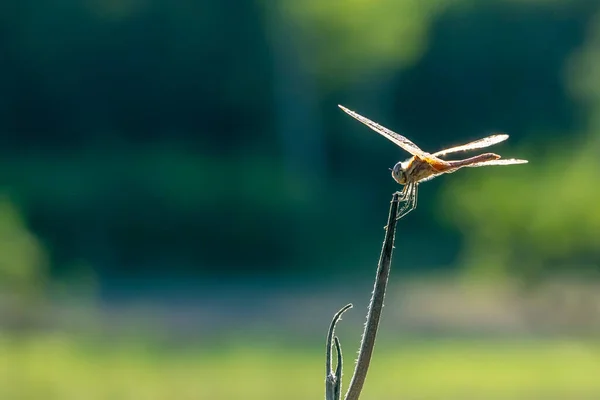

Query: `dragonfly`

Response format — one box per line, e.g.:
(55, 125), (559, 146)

(339, 105), (528, 220)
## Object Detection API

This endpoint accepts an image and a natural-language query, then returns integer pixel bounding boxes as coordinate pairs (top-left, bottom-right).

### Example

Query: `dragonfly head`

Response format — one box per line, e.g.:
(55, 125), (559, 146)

(390, 162), (407, 185)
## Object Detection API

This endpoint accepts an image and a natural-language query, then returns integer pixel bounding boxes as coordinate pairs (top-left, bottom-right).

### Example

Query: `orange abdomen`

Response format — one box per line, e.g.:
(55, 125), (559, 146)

(445, 153), (500, 169)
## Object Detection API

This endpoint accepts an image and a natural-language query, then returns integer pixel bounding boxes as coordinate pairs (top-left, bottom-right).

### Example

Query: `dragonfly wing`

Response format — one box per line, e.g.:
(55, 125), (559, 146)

(339, 105), (432, 158)
(463, 158), (528, 167)
(432, 134), (509, 157)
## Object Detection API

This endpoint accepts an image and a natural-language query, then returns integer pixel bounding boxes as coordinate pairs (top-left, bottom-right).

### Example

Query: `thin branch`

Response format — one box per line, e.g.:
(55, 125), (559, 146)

(344, 192), (401, 400)
(333, 336), (343, 400)
(325, 304), (353, 400)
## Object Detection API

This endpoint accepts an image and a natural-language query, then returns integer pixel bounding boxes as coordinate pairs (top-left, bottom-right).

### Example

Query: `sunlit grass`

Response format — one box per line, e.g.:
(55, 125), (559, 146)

(1, 334), (599, 399)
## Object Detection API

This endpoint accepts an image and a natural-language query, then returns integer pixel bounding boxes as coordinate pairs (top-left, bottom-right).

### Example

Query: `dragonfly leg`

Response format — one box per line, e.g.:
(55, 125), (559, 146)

(394, 190), (407, 200)
(395, 184), (418, 220)
(384, 184), (416, 229)
(395, 184), (413, 214)
(396, 184), (412, 201)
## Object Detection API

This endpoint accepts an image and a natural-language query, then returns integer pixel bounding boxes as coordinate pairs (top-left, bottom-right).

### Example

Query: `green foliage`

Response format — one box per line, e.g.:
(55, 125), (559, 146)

(568, 10), (600, 125)
(438, 5), (600, 283)
(0, 196), (47, 294)
(1, 0), (600, 280)
(2, 335), (599, 399)
(439, 141), (600, 282)
(268, 0), (453, 83)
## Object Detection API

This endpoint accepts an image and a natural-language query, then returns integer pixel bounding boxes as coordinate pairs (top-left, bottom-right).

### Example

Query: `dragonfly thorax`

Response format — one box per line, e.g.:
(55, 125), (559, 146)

(391, 161), (407, 185)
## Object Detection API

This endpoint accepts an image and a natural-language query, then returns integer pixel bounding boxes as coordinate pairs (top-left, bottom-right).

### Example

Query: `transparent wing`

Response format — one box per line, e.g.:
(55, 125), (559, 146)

(463, 158), (528, 167)
(338, 105), (431, 158)
(432, 134), (509, 157)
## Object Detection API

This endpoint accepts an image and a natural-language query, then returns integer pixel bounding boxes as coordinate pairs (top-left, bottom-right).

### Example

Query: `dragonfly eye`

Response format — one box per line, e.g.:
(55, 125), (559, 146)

(391, 163), (407, 185)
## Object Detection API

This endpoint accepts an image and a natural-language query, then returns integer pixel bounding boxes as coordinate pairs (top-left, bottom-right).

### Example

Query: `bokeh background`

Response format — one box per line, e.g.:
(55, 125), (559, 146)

(2, 0), (600, 398)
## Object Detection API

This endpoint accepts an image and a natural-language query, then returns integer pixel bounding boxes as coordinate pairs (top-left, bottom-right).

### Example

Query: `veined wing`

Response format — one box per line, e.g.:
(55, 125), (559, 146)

(433, 134), (509, 157)
(338, 105), (430, 158)
(463, 158), (528, 167)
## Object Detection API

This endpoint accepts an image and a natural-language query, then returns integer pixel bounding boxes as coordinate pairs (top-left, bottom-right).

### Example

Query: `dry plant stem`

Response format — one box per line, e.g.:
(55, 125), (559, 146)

(344, 192), (401, 400)
(333, 337), (343, 399)
(325, 304), (353, 400)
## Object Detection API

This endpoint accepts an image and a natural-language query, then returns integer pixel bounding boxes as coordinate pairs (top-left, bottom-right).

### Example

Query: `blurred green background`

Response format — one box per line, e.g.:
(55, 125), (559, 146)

(2, 0), (600, 398)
